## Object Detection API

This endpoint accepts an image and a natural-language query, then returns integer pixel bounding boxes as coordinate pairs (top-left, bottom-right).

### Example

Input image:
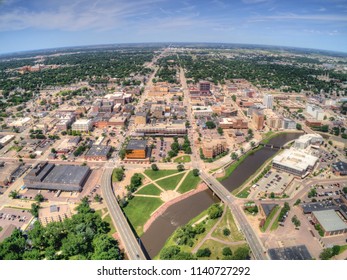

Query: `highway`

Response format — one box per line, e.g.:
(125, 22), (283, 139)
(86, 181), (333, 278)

(101, 167), (147, 260)
(200, 171), (268, 260)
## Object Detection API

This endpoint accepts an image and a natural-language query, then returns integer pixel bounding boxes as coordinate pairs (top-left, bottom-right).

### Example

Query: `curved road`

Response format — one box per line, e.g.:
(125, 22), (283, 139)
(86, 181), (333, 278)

(101, 167), (146, 260)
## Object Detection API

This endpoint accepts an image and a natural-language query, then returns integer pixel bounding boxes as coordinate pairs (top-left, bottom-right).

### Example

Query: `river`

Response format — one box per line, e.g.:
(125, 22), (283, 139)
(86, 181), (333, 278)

(140, 132), (302, 259)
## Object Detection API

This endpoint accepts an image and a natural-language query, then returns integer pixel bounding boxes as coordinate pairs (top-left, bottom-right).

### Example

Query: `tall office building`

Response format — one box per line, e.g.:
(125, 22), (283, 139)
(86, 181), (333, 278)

(263, 94), (273, 109)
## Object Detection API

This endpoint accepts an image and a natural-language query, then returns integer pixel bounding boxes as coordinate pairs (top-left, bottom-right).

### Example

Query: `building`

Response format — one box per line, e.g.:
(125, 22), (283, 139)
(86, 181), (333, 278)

(192, 106), (214, 117)
(272, 149), (318, 177)
(125, 140), (147, 159)
(331, 161), (347, 176)
(71, 119), (92, 132)
(252, 110), (264, 130)
(202, 138), (227, 158)
(267, 116), (283, 129)
(260, 204), (278, 218)
(283, 118), (296, 130)
(312, 210), (347, 236)
(84, 145), (111, 161)
(135, 123), (187, 136)
(0, 135), (15, 147)
(0, 162), (22, 185)
(134, 111), (148, 125)
(293, 134), (323, 149)
(199, 81), (211, 95)
(24, 162), (91, 192)
(263, 94), (273, 109)
(305, 119), (322, 128)
(219, 118), (248, 129)
(306, 103), (324, 121)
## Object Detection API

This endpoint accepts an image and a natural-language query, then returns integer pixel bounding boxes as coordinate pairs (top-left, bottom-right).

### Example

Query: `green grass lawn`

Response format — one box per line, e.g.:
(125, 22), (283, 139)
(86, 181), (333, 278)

(173, 155), (191, 163)
(156, 172), (186, 191)
(177, 171), (201, 193)
(236, 186), (251, 198)
(156, 207), (223, 259)
(262, 206), (280, 232)
(136, 183), (162, 196)
(123, 196), (163, 236)
(211, 208), (244, 242)
(198, 239), (248, 260)
(338, 244), (347, 255)
(144, 169), (179, 181)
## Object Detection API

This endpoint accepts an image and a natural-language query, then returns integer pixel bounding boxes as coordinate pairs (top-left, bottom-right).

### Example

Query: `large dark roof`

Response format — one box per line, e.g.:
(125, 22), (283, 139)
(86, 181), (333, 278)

(260, 203), (278, 217)
(85, 145), (111, 157)
(332, 161), (347, 173)
(268, 245), (312, 260)
(126, 139), (147, 150)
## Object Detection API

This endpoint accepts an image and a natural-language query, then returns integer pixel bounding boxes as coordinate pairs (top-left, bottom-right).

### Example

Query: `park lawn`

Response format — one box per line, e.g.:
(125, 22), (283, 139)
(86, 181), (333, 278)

(156, 172), (186, 191)
(156, 208), (223, 259)
(262, 206), (280, 232)
(338, 244), (347, 255)
(123, 196), (163, 236)
(144, 169), (179, 181)
(173, 155), (191, 163)
(177, 171), (201, 193)
(197, 239), (248, 260)
(136, 184), (162, 196)
(236, 186), (251, 198)
(211, 208), (244, 242)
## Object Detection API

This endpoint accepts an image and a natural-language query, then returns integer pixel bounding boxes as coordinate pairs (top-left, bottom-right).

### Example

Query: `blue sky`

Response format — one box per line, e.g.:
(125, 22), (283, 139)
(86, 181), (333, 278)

(0, 0), (346, 54)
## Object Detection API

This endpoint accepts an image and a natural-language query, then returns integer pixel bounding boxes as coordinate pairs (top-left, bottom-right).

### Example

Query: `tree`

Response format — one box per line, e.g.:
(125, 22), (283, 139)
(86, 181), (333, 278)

(270, 192), (275, 199)
(34, 193), (45, 203)
(231, 95), (236, 102)
(160, 246), (181, 260)
(250, 141), (255, 148)
(319, 248), (333, 260)
(94, 194), (102, 203)
(9, 190), (19, 199)
(92, 234), (122, 260)
(233, 247), (249, 260)
(130, 173), (142, 188)
(223, 228), (231, 236)
(205, 121), (216, 129)
(151, 164), (159, 171)
(231, 152), (238, 160)
(342, 187), (347, 194)
(30, 203), (40, 218)
(222, 247), (232, 256)
(296, 123), (302, 130)
(51, 148), (56, 153)
(192, 169), (200, 177)
(177, 164), (185, 172)
(217, 127), (223, 135)
(196, 248), (211, 258)
(119, 149), (126, 160)
(208, 204), (223, 219)
(113, 168), (124, 182)
(332, 245), (340, 256)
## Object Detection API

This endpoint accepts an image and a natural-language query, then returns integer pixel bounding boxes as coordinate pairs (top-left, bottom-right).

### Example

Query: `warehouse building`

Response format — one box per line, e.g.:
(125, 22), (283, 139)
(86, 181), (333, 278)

(311, 210), (347, 236)
(24, 162), (90, 192)
(272, 149), (318, 177)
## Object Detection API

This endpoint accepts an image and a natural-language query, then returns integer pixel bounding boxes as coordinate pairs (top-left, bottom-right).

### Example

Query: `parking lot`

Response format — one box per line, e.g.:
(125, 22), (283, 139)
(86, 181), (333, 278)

(302, 181), (347, 203)
(254, 169), (294, 197)
(0, 207), (33, 230)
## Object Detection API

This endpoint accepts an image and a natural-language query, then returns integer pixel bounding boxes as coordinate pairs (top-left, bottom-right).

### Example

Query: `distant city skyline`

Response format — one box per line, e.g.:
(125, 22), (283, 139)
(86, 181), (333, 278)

(1, 0), (347, 54)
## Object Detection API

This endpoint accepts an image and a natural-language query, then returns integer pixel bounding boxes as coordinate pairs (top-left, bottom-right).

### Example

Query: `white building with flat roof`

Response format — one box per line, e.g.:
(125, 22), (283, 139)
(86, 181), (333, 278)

(294, 134), (324, 149)
(192, 106), (214, 117)
(71, 119), (92, 132)
(263, 94), (273, 109)
(306, 103), (324, 121)
(272, 149), (318, 177)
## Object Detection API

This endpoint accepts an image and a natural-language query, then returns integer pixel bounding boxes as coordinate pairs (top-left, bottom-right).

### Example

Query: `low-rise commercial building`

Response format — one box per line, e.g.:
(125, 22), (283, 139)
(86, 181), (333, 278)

(125, 140), (147, 159)
(24, 162), (91, 192)
(135, 123), (186, 136)
(272, 149), (318, 177)
(202, 138), (227, 158)
(312, 210), (347, 236)
(293, 134), (323, 149)
(331, 161), (347, 176)
(219, 118), (248, 129)
(84, 145), (111, 161)
(71, 119), (92, 132)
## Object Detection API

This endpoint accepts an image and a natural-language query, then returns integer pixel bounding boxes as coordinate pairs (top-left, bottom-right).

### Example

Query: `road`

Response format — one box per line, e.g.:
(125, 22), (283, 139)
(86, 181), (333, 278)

(200, 171), (268, 260)
(101, 167), (147, 260)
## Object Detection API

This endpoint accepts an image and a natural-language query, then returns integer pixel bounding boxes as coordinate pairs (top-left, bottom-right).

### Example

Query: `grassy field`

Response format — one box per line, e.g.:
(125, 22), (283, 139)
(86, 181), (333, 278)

(270, 206), (284, 231)
(123, 196), (163, 236)
(173, 155), (191, 163)
(177, 171), (201, 193)
(261, 206), (280, 232)
(156, 172), (186, 191)
(339, 244), (347, 255)
(136, 183), (162, 196)
(198, 239), (249, 260)
(156, 208), (221, 259)
(211, 208), (244, 242)
(144, 169), (178, 181)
